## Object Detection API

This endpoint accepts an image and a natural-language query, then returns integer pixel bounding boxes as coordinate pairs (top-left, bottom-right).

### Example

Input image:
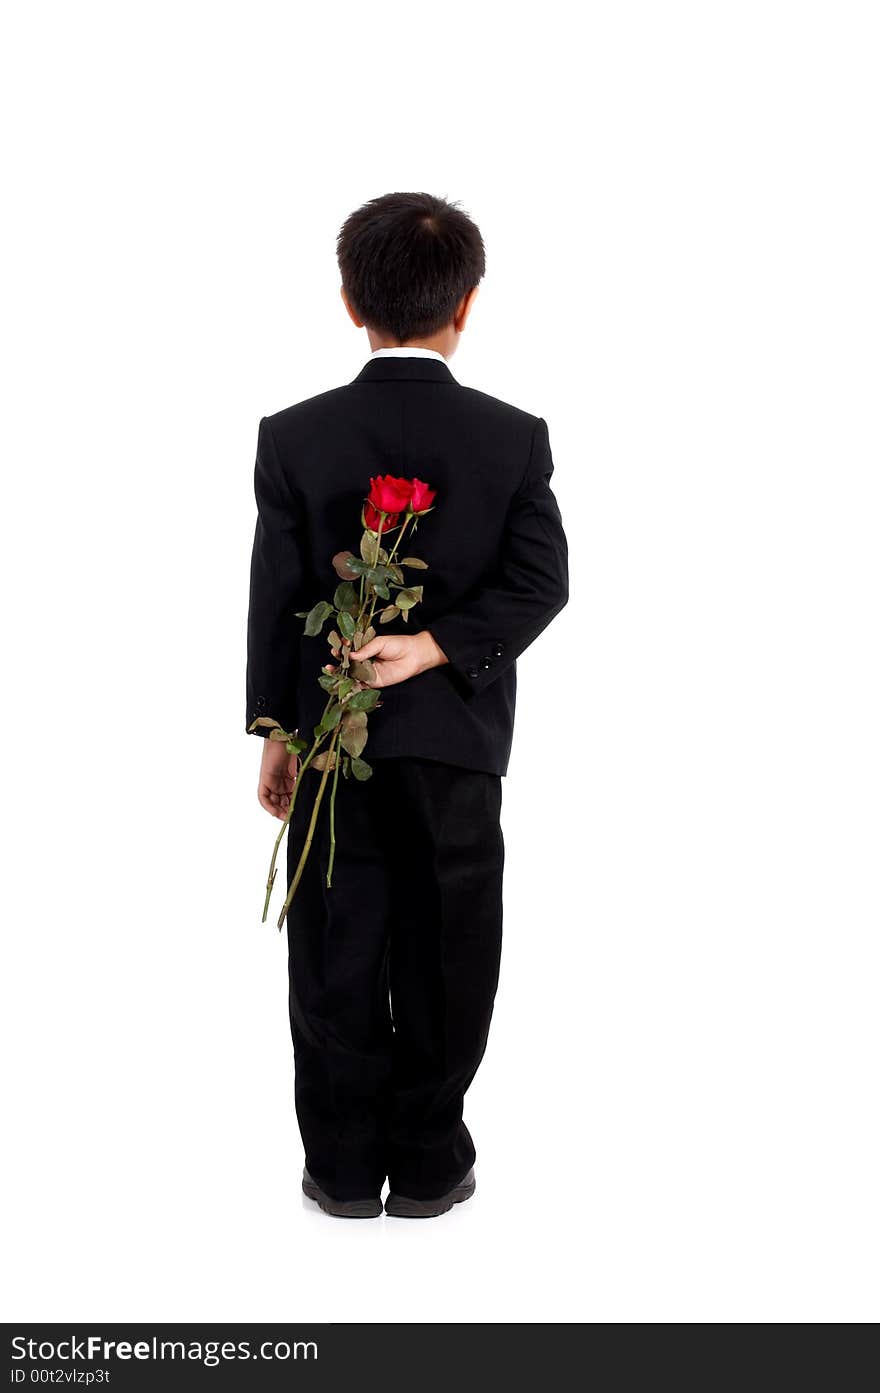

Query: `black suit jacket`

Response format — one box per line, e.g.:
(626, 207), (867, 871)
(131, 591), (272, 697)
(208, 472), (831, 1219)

(246, 355), (568, 775)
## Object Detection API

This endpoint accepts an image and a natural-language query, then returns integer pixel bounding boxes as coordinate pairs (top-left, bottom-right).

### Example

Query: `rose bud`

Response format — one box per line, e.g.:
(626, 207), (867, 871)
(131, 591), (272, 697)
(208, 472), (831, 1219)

(364, 500), (400, 531)
(408, 478), (437, 514)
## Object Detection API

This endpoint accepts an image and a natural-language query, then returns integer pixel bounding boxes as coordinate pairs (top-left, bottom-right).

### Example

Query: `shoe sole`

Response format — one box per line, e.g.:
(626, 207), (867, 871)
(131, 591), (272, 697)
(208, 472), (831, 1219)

(385, 1176), (476, 1219)
(302, 1176), (382, 1218)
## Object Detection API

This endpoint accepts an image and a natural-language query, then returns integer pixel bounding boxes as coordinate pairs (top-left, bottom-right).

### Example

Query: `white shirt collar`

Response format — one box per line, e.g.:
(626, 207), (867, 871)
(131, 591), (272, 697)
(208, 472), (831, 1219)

(369, 346), (448, 364)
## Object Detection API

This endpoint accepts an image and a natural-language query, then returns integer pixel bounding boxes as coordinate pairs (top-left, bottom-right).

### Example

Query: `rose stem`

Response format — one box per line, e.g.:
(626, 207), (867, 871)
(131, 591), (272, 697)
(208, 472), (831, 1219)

(385, 515), (412, 565)
(351, 511), (386, 639)
(261, 699), (333, 922)
(276, 724), (341, 930)
(325, 733), (343, 888)
(364, 514), (413, 631)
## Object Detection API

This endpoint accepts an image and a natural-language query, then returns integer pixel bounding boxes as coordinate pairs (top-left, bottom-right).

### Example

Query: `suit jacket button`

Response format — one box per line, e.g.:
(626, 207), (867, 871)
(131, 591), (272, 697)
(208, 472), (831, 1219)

(492, 643), (504, 658)
(466, 665), (479, 679)
(257, 694), (267, 709)
(480, 655), (492, 669)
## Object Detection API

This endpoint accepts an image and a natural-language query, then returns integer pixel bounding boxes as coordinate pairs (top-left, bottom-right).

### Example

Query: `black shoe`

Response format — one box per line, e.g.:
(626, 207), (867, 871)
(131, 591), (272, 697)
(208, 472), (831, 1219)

(302, 1169), (382, 1218)
(385, 1168), (476, 1218)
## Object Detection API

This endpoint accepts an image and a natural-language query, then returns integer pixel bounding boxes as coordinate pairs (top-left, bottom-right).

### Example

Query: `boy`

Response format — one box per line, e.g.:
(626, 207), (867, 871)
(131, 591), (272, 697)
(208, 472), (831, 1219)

(246, 192), (568, 1218)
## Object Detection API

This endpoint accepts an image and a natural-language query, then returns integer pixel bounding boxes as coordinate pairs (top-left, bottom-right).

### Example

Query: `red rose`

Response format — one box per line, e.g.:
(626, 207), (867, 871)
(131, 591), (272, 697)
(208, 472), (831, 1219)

(363, 475), (413, 532)
(408, 478), (436, 514)
(363, 499), (399, 531)
(369, 475), (413, 514)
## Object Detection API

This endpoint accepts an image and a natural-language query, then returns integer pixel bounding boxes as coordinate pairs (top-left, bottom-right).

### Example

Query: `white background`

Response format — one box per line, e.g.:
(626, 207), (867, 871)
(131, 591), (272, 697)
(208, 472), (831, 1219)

(2, 1), (878, 1323)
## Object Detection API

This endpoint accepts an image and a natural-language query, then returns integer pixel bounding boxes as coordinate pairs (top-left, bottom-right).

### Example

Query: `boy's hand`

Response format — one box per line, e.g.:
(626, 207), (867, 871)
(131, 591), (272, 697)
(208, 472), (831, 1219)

(258, 738), (299, 820)
(337, 630), (448, 688)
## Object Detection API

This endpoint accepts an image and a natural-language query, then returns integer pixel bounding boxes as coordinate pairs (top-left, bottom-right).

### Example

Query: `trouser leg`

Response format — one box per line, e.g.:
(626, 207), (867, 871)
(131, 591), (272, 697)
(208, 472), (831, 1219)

(386, 759), (505, 1200)
(285, 760), (394, 1201)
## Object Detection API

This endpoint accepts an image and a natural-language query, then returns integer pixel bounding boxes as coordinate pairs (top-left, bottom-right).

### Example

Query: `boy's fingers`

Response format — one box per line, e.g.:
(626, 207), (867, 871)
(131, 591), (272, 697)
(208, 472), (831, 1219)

(351, 637), (383, 660)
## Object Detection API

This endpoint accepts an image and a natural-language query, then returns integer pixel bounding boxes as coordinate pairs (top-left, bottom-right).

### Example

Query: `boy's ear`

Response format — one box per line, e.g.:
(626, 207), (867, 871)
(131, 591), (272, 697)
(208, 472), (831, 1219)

(455, 284), (480, 333)
(340, 285), (364, 328)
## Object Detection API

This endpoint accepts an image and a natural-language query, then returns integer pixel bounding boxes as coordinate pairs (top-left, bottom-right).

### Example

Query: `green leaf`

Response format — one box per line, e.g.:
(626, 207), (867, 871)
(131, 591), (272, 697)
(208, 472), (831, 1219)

(342, 756), (351, 779)
(318, 672), (337, 692)
(379, 604), (400, 624)
(340, 728), (367, 760)
(348, 688), (380, 712)
(389, 563), (404, 585)
(327, 629), (342, 649)
(373, 581), (390, 600)
(268, 728), (293, 741)
(351, 756), (373, 781)
(248, 716), (282, 732)
(337, 609), (356, 640)
(400, 557), (429, 569)
(337, 677), (355, 698)
(289, 736), (309, 753)
(294, 610), (309, 618)
(350, 659), (376, 684)
(332, 550), (359, 580)
(401, 608), (410, 623)
(395, 586), (423, 611)
(360, 532), (388, 563)
(311, 750), (338, 771)
(318, 704), (342, 733)
(304, 600), (333, 636)
(340, 709), (368, 758)
(364, 626), (376, 642)
(333, 581), (359, 613)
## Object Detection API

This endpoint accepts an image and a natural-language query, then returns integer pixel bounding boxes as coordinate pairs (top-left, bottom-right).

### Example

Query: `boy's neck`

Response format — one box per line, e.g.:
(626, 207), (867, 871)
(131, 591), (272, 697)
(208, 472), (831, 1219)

(366, 328), (456, 360)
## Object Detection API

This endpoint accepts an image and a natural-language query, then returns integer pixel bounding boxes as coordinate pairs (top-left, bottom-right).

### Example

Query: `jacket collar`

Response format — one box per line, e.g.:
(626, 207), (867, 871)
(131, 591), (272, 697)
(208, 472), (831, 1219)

(351, 357), (458, 385)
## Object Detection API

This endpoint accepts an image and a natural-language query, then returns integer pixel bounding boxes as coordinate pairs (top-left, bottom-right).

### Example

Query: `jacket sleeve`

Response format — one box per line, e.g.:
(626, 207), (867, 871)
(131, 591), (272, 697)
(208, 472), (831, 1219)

(427, 416), (569, 698)
(245, 415), (308, 736)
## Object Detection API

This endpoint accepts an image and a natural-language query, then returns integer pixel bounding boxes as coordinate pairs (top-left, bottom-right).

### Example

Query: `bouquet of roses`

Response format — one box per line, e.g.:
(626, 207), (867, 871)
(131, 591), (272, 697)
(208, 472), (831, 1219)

(249, 474), (436, 929)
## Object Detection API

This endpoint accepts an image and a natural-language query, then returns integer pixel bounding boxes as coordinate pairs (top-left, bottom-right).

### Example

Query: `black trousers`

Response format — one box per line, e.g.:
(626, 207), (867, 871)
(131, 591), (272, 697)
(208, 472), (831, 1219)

(285, 756), (504, 1202)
